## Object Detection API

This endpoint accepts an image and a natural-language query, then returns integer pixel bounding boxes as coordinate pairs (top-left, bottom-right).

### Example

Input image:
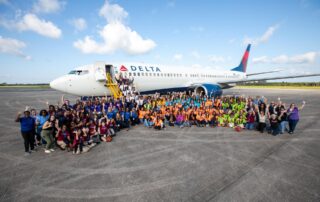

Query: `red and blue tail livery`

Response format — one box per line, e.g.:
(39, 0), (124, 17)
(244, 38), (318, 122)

(231, 44), (251, 73)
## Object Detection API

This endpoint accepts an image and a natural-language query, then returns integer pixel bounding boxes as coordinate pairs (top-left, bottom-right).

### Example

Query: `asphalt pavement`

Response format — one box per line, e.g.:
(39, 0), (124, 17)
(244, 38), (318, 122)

(0, 88), (319, 202)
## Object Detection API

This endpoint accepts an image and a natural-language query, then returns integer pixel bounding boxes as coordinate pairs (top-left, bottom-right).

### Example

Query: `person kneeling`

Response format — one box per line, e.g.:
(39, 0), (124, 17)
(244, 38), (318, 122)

(73, 128), (84, 155)
(56, 125), (71, 151)
(154, 117), (164, 130)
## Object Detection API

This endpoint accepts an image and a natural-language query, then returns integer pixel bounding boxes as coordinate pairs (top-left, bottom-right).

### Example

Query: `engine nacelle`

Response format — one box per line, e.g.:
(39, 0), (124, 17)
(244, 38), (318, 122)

(194, 84), (222, 97)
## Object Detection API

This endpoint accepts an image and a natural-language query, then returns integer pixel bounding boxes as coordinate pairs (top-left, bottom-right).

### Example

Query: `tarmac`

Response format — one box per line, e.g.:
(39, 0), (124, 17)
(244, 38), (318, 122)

(0, 88), (319, 202)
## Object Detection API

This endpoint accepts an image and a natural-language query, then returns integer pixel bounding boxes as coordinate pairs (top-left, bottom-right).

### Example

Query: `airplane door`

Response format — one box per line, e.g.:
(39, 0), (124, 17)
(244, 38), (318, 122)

(105, 65), (112, 74)
(105, 64), (115, 81)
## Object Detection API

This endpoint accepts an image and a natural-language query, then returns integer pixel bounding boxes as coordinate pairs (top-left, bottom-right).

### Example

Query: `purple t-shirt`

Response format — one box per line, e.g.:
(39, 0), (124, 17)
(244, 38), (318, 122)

(287, 107), (299, 120)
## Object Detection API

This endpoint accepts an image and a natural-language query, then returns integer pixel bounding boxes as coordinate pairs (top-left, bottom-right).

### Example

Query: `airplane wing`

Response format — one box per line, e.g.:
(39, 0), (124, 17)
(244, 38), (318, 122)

(246, 69), (283, 76)
(220, 73), (320, 85)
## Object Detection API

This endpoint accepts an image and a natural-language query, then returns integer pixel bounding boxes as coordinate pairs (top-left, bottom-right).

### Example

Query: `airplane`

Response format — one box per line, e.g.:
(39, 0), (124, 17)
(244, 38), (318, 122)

(50, 44), (320, 97)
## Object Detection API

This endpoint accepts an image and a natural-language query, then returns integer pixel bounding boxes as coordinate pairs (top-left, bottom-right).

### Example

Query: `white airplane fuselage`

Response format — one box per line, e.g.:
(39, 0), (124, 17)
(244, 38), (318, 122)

(50, 62), (247, 96)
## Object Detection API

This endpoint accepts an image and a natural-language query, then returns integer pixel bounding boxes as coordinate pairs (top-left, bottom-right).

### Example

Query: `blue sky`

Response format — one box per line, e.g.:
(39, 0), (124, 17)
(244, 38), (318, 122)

(0, 0), (320, 83)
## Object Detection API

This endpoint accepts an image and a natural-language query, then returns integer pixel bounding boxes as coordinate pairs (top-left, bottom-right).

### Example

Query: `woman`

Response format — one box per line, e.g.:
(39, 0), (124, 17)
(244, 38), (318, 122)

(41, 115), (58, 153)
(287, 101), (305, 134)
(257, 111), (267, 133)
(36, 109), (49, 145)
(278, 107), (288, 134)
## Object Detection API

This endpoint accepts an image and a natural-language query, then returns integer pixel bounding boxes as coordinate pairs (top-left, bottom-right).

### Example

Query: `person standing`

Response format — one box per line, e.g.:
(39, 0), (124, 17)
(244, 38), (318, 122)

(278, 107), (288, 134)
(15, 107), (35, 155)
(287, 101), (305, 134)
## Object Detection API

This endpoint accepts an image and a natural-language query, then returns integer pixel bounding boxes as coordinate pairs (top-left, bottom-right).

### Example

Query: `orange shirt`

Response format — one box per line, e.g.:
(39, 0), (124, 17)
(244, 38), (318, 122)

(139, 110), (146, 119)
(155, 119), (163, 126)
(196, 114), (203, 121)
(205, 100), (212, 107)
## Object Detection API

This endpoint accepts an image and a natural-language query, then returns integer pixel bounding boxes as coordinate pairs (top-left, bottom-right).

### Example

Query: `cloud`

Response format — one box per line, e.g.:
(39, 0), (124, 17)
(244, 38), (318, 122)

(173, 53), (183, 60)
(33, 0), (65, 14)
(252, 56), (269, 63)
(252, 51), (319, 64)
(0, 0), (9, 5)
(0, 13), (62, 38)
(243, 24), (279, 46)
(209, 55), (225, 63)
(16, 13), (62, 38)
(99, 0), (128, 23)
(191, 51), (200, 59)
(70, 18), (87, 31)
(0, 36), (31, 60)
(74, 0), (156, 55)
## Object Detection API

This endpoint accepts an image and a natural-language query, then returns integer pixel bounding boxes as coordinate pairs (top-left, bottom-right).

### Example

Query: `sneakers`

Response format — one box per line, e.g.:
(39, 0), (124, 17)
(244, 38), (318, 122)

(50, 149), (55, 152)
(44, 149), (51, 154)
(24, 152), (31, 156)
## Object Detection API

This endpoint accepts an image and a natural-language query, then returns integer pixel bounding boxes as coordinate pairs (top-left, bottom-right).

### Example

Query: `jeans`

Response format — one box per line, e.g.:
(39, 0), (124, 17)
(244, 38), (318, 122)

(279, 121), (288, 133)
(288, 119), (299, 133)
(21, 131), (35, 152)
(270, 126), (280, 136)
(246, 122), (255, 130)
(144, 119), (150, 127)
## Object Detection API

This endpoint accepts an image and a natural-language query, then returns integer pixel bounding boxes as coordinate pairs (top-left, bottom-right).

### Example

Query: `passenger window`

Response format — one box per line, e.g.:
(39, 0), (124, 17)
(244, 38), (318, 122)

(129, 72), (132, 76)
(133, 72), (136, 76)
(137, 72), (140, 76)
(142, 73), (144, 76)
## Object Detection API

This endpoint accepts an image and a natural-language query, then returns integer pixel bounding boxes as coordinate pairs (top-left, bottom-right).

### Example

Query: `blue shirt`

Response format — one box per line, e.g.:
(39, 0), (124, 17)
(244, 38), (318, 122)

(36, 115), (49, 128)
(20, 117), (35, 132)
(107, 111), (114, 119)
(124, 112), (131, 121)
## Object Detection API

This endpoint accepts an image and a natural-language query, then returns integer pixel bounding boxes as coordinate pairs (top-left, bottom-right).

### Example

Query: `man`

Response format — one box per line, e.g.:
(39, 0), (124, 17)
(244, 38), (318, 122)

(15, 107), (36, 155)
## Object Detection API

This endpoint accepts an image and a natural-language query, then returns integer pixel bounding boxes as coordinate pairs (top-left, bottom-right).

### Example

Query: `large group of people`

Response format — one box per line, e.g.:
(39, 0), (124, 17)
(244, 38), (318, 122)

(16, 92), (305, 156)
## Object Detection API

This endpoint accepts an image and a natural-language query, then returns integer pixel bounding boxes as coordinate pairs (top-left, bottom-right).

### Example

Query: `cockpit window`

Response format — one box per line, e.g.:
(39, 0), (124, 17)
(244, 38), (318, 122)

(68, 70), (89, 75)
(68, 70), (77, 74)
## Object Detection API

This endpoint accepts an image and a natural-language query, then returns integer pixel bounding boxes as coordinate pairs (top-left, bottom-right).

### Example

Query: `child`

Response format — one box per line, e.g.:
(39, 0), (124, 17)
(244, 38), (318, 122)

(269, 114), (280, 136)
(73, 128), (84, 154)
(56, 125), (71, 150)
(246, 110), (255, 130)
(154, 116), (164, 130)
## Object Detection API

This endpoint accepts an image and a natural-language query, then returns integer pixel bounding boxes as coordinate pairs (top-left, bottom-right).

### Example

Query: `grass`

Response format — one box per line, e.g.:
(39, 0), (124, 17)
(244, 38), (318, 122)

(0, 85), (50, 88)
(236, 85), (320, 90)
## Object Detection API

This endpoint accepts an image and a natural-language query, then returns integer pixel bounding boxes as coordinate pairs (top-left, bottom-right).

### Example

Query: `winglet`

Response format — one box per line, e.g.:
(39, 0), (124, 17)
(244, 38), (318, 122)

(231, 44), (251, 73)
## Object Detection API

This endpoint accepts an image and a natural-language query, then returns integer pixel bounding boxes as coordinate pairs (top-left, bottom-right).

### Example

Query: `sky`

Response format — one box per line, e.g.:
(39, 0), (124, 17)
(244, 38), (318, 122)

(0, 0), (320, 83)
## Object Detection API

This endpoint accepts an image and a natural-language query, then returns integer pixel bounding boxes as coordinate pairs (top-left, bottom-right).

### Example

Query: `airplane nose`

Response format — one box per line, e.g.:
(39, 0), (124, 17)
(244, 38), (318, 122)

(50, 77), (66, 92)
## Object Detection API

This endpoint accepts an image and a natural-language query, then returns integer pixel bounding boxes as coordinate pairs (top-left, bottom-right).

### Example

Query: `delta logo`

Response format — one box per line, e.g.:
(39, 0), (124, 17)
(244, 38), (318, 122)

(120, 65), (128, 71)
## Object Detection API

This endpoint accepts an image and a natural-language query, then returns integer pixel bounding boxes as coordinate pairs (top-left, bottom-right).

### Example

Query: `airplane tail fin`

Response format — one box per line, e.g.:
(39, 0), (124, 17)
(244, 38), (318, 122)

(231, 44), (251, 73)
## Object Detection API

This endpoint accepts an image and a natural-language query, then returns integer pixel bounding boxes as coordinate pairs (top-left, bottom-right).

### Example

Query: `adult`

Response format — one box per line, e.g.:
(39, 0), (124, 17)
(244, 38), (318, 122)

(15, 107), (36, 155)
(287, 101), (305, 134)
(41, 115), (57, 153)
(36, 109), (49, 145)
